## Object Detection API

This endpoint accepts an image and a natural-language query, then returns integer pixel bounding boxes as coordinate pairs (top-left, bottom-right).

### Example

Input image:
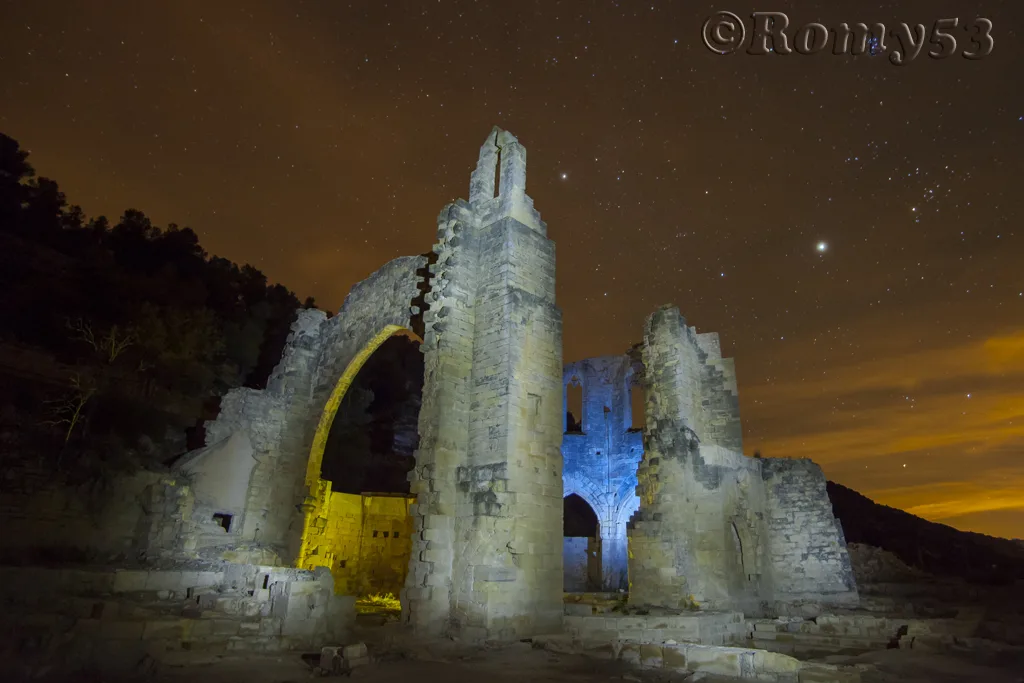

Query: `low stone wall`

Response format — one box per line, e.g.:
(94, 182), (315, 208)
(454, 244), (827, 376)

(0, 466), (194, 564)
(746, 614), (985, 658)
(563, 611), (747, 646)
(534, 634), (864, 682)
(0, 563), (355, 679)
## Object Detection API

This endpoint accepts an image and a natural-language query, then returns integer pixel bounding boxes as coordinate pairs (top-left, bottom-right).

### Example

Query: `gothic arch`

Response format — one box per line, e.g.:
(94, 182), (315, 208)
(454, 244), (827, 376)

(562, 471), (606, 522)
(301, 324), (421, 492)
(195, 254), (432, 565)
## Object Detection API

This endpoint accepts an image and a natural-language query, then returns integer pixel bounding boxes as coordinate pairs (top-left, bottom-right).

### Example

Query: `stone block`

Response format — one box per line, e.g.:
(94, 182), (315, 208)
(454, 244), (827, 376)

(564, 603), (592, 617)
(100, 620), (146, 640)
(319, 646), (343, 673)
(211, 619), (240, 636)
(639, 644), (663, 669)
(112, 570), (149, 593)
(798, 663), (861, 683)
(684, 645), (743, 677)
(143, 619), (186, 640)
(619, 642), (641, 666)
(259, 617), (282, 636)
(342, 642), (368, 660)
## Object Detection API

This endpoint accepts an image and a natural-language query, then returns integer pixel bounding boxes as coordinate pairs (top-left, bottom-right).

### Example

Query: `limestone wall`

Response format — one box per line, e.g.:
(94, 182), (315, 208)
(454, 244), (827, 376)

(176, 431), (257, 551)
(187, 254), (428, 564)
(760, 457), (859, 610)
(628, 306), (768, 613)
(563, 537), (588, 592)
(406, 128), (564, 641)
(562, 536), (601, 592)
(625, 306), (858, 615)
(175, 128), (565, 642)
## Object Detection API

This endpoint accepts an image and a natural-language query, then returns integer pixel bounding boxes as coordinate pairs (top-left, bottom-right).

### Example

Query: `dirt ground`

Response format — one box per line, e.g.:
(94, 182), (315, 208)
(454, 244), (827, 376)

(143, 640), (1024, 683)
(151, 644), (680, 683)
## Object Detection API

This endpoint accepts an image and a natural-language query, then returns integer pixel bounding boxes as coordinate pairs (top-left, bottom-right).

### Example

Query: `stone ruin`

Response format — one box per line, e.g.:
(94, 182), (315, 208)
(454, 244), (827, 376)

(0, 127), (864, 678)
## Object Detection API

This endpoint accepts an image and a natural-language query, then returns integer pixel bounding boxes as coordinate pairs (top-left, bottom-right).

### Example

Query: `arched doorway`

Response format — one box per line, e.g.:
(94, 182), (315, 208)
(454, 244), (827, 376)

(297, 326), (423, 603)
(563, 493), (601, 592)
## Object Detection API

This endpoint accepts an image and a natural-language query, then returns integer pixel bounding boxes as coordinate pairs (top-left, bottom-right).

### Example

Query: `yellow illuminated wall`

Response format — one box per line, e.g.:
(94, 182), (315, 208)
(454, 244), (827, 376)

(296, 325), (420, 595)
(300, 483), (415, 595)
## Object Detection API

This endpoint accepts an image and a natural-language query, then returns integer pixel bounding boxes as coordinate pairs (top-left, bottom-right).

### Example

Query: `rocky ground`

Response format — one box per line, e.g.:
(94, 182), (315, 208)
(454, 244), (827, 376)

(113, 640), (1024, 683)
(13, 549), (1024, 683)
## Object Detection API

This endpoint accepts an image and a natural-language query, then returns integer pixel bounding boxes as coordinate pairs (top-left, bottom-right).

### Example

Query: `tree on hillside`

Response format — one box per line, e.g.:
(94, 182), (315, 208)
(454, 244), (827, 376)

(0, 132), (305, 476)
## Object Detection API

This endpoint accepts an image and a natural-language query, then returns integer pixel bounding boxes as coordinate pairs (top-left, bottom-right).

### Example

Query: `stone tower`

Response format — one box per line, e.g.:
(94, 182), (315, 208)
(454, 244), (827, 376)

(402, 127), (565, 641)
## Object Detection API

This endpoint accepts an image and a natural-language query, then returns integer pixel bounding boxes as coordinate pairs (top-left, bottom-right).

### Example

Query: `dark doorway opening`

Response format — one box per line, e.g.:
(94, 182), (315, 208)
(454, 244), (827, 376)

(563, 494), (602, 592)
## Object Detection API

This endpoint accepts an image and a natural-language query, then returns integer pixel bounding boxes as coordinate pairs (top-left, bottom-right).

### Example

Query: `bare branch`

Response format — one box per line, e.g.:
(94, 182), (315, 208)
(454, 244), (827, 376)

(41, 372), (96, 444)
(66, 317), (98, 351)
(104, 324), (136, 363)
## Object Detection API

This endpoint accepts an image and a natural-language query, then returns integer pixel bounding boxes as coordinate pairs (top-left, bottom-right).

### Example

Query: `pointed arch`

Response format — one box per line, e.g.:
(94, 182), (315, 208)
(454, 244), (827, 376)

(303, 325), (421, 489)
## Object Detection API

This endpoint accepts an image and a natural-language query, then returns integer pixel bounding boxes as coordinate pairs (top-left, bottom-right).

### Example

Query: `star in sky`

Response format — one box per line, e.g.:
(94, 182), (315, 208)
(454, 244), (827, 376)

(1, 0), (1021, 540)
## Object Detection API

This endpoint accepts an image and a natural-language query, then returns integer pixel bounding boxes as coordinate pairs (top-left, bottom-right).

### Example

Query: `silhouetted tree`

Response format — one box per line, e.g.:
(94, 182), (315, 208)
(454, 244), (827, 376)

(0, 133), (305, 476)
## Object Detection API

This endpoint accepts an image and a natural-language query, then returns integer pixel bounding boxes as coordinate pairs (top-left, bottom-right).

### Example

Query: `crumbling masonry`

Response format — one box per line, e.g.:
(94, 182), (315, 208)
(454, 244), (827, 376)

(164, 127), (857, 631)
(0, 128), (858, 657)
(560, 309), (858, 614)
(182, 127), (565, 642)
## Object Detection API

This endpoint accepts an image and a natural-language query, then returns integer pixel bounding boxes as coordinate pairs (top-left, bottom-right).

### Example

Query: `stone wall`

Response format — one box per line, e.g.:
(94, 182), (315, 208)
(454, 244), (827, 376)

(300, 488), (415, 596)
(0, 463), (196, 564)
(561, 355), (643, 590)
(563, 537), (601, 592)
(0, 563), (354, 678)
(406, 128), (564, 641)
(186, 253), (427, 566)
(625, 306), (858, 615)
(761, 457), (859, 611)
(627, 307), (768, 613)
(180, 127), (563, 643)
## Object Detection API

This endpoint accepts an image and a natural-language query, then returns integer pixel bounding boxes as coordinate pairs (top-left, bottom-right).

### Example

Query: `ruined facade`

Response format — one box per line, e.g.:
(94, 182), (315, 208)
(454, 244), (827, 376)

(559, 308), (857, 614)
(180, 127), (565, 642)
(0, 129), (859, 663)
(626, 306), (858, 614)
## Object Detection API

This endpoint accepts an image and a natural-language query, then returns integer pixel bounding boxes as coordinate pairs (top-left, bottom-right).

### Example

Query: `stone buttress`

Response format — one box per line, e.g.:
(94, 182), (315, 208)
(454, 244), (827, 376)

(403, 128), (564, 641)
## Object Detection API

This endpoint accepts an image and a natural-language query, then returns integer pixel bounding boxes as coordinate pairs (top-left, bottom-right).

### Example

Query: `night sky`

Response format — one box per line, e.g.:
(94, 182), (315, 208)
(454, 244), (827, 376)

(2, 1), (1022, 539)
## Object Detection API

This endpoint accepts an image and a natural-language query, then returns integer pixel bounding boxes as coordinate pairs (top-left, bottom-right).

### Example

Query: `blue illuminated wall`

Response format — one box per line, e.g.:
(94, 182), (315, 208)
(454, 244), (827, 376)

(561, 354), (645, 590)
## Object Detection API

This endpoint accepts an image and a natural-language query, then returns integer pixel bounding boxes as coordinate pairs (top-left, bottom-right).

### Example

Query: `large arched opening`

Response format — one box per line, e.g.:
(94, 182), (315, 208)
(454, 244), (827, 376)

(563, 493), (601, 592)
(296, 325), (424, 607)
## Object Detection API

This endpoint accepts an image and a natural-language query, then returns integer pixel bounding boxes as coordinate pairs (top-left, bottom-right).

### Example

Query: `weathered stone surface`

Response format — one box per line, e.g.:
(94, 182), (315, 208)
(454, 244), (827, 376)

(0, 127), (860, 659)
(167, 127), (564, 644)
(760, 457), (859, 610)
(626, 306), (857, 615)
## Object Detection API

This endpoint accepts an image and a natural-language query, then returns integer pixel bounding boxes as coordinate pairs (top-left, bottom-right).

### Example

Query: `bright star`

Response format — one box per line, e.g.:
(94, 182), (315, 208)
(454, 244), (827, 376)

(816, 241), (828, 253)
(560, 172), (568, 180)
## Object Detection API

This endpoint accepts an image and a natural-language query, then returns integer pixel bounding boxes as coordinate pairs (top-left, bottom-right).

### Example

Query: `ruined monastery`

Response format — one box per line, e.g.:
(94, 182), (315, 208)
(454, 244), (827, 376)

(0, 129), (861, 669)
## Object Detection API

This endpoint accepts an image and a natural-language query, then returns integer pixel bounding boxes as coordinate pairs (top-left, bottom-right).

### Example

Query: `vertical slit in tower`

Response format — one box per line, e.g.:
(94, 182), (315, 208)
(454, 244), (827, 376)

(493, 146), (502, 198)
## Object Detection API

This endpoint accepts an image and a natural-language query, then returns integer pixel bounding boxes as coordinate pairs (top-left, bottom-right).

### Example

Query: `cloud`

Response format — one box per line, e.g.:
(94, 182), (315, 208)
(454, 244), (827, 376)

(871, 475), (1024, 523)
(743, 330), (1024, 537)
